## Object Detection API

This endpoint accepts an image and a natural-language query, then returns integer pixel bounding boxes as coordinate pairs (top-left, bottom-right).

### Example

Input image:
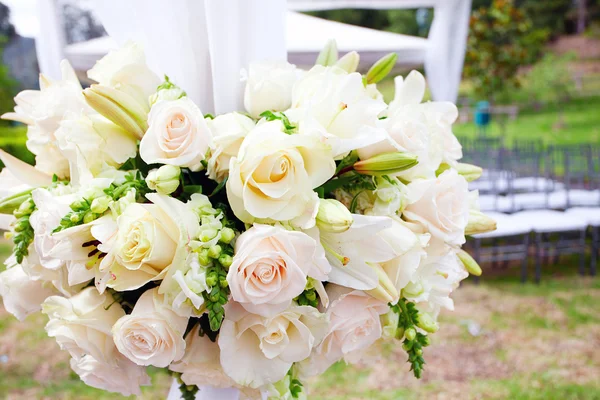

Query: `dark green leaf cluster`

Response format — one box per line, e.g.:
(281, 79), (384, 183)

(12, 196), (35, 264)
(171, 372), (198, 400)
(295, 287), (318, 308)
(202, 257), (230, 332)
(53, 172), (149, 233)
(317, 172), (376, 197)
(259, 111), (297, 133)
(390, 298), (430, 379)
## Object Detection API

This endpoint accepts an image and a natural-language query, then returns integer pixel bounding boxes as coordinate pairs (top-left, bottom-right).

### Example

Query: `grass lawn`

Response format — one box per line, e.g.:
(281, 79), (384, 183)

(1, 239), (599, 399)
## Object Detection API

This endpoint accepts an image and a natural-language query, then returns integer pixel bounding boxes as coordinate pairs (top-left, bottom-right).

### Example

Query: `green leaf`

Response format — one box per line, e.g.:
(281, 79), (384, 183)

(315, 39), (338, 66)
(349, 191), (364, 213)
(209, 177), (228, 197)
(366, 53), (398, 84)
(183, 185), (203, 195)
(259, 111), (297, 133)
(334, 151), (359, 175)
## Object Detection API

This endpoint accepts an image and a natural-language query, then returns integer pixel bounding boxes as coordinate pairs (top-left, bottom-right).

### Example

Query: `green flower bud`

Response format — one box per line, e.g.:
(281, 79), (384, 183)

(316, 199), (353, 233)
(219, 227), (235, 244)
(402, 341), (413, 351)
(305, 290), (317, 302)
(415, 348), (423, 356)
(83, 211), (96, 224)
(354, 152), (418, 176)
(366, 52), (398, 84)
(395, 327), (405, 340)
(457, 249), (482, 276)
(205, 274), (217, 287)
(149, 86), (186, 106)
(90, 195), (111, 214)
(70, 213), (82, 223)
(465, 210), (497, 236)
(421, 335), (430, 347)
(456, 162), (483, 182)
(417, 312), (439, 333)
(405, 327), (417, 341)
(69, 199), (88, 212)
(198, 249), (211, 266)
(145, 165), (181, 195)
(208, 245), (222, 259)
(218, 254), (233, 268)
(219, 278), (228, 288)
(13, 218), (29, 232)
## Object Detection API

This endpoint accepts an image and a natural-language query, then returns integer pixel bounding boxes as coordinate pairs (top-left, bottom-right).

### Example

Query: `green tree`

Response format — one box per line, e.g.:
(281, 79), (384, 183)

(464, 0), (549, 101)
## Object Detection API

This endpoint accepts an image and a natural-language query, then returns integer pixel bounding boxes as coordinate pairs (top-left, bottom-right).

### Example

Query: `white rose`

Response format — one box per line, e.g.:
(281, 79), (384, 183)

(244, 61), (299, 118)
(112, 288), (188, 367)
(403, 169), (470, 246)
(218, 303), (328, 388)
(228, 224), (331, 316)
(290, 65), (387, 157)
(88, 41), (160, 102)
(0, 264), (57, 321)
(140, 97), (211, 171)
(207, 112), (255, 182)
(299, 285), (388, 377)
(55, 113), (137, 179)
(42, 287), (125, 362)
(70, 354), (151, 397)
(93, 193), (199, 292)
(226, 120), (335, 227)
(2, 61), (87, 179)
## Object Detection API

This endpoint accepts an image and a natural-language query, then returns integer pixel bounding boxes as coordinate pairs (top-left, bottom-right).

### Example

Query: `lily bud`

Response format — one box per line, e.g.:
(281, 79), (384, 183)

(0, 190), (34, 215)
(417, 312), (439, 333)
(145, 165), (181, 195)
(456, 163), (483, 182)
(465, 210), (497, 236)
(316, 199), (353, 233)
(366, 52), (398, 84)
(316, 39), (338, 66)
(366, 264), (399, 303)
(335, 51), (360, 73)
(457, 249), (482, 276)
(83, 84), (148, 139)
(90, 195), (112, 214)
(354, 152), (418, 176)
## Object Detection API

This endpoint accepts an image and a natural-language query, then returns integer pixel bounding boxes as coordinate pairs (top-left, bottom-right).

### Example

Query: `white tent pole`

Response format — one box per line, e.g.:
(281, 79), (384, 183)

(425, 0), (471, 102)
(36, 0), (66, 80)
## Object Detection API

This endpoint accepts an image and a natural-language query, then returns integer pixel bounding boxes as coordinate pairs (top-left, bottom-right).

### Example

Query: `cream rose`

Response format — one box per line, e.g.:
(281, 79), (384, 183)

(112, 288), (188, 367)
(140, 97), (211, 171)
(403, 169), (470, 246)
(228, 224), (331, 316)
(218, 303), (328, 388)
(0, 265), (57, 321)
(93, 193), (199, 292)
(70, 354), (151, 397)
(226, 120), (335, 226)
(299, 285), (388, 377)
(244, 61), (299, 118)
(207, 112), (255, 182)
(289, 65), (387, 157)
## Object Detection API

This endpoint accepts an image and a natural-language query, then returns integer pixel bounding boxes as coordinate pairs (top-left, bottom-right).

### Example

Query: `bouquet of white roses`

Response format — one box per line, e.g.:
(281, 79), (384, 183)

(0, 40), (495, 399)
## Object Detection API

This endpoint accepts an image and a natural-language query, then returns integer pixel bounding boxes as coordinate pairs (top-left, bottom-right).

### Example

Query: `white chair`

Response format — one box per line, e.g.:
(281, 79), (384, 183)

(513, 210), (589, 282)
(565, 207), (600, 276)
(471, 212), (532, 282)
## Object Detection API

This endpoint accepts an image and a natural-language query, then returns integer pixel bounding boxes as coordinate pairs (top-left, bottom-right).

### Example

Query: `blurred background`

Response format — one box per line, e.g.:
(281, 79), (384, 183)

(0, 0), (599, 399)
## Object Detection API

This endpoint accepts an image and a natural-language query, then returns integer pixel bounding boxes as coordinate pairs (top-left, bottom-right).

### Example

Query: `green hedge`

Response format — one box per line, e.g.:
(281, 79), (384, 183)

(0, 125), (34, 167)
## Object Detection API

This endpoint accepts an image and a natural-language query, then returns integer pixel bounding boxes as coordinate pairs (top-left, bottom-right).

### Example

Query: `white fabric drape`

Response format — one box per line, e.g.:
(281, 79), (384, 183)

(35, 0), (66, 81)
(92, 0), (287, 115)
(288, 0), (472, 103)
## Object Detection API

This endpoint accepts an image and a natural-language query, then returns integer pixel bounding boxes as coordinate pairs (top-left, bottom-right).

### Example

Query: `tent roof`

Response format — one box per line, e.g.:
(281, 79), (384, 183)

(65, 11), (428, 71)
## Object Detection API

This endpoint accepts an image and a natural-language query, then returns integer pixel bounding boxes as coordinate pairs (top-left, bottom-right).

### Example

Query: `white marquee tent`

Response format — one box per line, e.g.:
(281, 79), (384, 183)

(35, 0), (471, 113)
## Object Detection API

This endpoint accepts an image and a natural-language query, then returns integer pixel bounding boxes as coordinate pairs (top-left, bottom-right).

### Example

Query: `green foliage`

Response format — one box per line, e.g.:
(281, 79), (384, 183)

(10, 195), (35, 264)
(0, 127), (34, 166)
(0, 38), (18, 121)
(464, 0), (549, 101)
(295, 287), (319, 308)
(53, 172), (149, 233)
(390, 298), (431, 378)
